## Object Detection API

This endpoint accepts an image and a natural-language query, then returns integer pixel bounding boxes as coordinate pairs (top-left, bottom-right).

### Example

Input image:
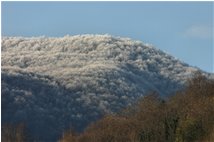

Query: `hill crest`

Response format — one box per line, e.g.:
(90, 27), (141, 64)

(2, 34), (201, 141)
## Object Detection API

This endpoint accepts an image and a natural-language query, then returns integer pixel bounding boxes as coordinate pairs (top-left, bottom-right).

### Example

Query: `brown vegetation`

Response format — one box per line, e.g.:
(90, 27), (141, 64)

(1, 123), (29, 142)
(59, 73), (214, 142)
(2, 73), (214, 142)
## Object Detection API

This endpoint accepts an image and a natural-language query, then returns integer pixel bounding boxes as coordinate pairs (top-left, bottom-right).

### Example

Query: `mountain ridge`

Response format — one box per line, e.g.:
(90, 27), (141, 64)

(1, 34), (207, 141)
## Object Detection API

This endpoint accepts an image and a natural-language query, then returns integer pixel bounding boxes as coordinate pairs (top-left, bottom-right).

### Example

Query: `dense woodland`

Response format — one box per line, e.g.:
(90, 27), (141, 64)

(2, 35), (201, 141)
(2, 73), (214, 142)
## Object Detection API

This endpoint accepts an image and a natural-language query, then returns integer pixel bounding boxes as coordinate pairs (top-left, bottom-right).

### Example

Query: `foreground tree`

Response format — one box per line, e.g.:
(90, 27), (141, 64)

(59, 73), (214, 142)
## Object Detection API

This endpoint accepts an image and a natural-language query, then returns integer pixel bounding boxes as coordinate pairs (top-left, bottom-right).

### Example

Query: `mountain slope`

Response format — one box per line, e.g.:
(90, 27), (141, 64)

(1, 34), (201, 141)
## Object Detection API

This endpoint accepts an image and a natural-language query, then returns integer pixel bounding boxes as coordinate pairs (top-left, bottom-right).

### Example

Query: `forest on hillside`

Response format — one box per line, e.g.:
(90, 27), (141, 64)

(2, 73), (214, 142)
(2, 35), (201, 141)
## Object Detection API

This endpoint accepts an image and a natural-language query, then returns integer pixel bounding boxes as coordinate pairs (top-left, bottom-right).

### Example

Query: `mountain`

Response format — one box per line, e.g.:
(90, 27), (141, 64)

(1, 34), (205, 141)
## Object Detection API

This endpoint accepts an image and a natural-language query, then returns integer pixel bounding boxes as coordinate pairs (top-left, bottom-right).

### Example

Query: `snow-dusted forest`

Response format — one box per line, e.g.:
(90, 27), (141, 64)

(2, 34), (207, 141)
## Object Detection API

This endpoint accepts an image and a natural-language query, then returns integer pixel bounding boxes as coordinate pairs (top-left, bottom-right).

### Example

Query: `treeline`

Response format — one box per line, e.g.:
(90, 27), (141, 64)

(59, 73), (214, 142)
(2, 73), (214, 142)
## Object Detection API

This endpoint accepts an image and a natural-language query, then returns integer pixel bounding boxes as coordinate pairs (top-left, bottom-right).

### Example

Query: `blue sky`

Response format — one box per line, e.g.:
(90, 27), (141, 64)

(2, 2), (214, 73)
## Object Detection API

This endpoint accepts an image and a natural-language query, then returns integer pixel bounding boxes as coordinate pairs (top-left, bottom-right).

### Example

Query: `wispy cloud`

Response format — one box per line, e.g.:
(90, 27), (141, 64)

(184, 25), (213, 39)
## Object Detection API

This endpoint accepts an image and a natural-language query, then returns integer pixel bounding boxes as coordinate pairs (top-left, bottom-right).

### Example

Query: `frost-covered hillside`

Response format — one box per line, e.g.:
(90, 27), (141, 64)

(1, 34), (201, 141)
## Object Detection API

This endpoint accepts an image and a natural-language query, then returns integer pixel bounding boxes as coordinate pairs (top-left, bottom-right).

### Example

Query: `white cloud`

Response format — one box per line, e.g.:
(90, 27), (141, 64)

(184, 25), (213, 39)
